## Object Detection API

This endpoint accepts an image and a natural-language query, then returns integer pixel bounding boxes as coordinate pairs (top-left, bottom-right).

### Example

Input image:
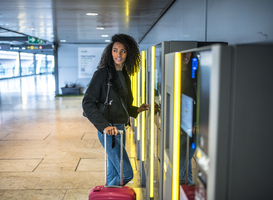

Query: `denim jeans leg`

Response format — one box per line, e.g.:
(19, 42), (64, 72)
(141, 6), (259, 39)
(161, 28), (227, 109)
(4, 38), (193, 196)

(187, 134), (196, 184)
(97, 124), (133, 186)
(180, 132), (187, 184)
(180, 132), (196, 185)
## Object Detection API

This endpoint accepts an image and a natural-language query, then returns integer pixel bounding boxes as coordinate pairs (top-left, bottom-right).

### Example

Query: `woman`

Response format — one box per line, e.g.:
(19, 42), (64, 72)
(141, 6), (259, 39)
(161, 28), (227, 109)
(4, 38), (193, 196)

(82, 33), (149, 186)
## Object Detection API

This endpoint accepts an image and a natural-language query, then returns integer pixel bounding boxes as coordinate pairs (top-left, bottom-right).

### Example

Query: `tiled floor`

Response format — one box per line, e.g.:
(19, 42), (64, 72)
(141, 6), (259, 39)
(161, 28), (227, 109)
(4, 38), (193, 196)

(0, 75), (145, 200)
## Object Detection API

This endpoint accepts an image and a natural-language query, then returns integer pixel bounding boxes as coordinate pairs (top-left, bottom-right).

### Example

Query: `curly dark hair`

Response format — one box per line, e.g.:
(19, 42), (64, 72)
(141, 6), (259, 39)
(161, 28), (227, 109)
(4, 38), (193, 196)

(98, 33), (140, 76)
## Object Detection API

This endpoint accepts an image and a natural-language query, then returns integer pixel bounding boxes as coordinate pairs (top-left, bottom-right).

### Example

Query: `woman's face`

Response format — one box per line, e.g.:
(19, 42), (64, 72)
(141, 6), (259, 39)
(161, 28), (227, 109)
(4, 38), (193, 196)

(182, 52), (192, 65)
(112, 42), (127, 70)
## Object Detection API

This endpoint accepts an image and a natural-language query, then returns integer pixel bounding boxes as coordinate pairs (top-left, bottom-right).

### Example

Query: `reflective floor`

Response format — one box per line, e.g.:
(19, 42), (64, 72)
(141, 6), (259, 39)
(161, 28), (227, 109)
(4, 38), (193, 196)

(0, 75), (145, 199)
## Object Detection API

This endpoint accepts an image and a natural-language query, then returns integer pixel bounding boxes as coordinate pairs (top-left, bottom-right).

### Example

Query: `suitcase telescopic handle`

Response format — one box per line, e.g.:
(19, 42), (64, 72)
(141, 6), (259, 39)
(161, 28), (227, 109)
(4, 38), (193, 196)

(103, 130), (124, 188)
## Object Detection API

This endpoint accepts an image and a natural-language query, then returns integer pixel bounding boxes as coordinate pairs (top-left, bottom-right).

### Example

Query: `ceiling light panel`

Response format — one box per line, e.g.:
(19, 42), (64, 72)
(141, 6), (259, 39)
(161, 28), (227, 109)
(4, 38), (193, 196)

(86, 13), (98, 16)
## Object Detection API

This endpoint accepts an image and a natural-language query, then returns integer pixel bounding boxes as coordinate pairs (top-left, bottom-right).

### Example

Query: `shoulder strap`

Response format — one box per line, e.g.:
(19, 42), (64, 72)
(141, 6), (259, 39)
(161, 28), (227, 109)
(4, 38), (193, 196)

(104, 68), (112, 105)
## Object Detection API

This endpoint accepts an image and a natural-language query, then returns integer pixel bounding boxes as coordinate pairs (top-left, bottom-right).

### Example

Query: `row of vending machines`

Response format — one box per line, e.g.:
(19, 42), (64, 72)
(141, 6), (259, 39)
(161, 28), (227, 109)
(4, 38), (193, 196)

(130, 41), (273, 200)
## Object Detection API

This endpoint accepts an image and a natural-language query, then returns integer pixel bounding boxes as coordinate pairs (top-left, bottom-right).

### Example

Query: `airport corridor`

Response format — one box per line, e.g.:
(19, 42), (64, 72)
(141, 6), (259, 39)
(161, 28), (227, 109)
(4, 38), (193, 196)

(0, 74), (145, 199)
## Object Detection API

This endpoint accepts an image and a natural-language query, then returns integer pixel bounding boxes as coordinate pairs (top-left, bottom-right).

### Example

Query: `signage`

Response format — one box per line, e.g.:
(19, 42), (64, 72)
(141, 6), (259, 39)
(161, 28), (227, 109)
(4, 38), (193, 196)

(0, 44), (11, 50)
(28, 37), (44, 44)
(26, 45), (52, 50)
(78, 47), (104, 78)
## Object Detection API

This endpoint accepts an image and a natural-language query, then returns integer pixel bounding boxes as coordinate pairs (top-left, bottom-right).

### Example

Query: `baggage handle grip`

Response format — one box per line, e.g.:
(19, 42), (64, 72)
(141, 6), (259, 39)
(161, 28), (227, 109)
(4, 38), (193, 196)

(103, 130), (124, 187)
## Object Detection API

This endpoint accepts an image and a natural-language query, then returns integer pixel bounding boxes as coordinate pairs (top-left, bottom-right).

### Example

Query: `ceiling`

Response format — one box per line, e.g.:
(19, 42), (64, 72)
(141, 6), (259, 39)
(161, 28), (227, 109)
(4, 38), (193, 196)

(0, 0), (175, 53)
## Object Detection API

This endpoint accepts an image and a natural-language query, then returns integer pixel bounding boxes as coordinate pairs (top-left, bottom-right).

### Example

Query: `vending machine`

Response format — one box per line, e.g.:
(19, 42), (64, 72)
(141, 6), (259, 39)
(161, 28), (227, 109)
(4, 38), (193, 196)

(195, 43), (273, 200)
(146, 41), (201, 200)
(163, 42), (227, 200)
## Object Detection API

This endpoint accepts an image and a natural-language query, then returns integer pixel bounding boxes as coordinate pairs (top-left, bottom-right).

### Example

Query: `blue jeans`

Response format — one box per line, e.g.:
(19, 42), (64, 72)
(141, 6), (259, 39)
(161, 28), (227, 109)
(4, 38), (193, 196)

(97, 124), (133, 186)
(179, 132), (196, 185)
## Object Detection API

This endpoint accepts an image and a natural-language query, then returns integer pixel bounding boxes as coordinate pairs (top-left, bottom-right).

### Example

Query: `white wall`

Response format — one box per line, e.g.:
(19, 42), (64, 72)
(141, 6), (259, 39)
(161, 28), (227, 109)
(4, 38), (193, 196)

(139, 0), (273, 51)
(57, 43), (106, 94)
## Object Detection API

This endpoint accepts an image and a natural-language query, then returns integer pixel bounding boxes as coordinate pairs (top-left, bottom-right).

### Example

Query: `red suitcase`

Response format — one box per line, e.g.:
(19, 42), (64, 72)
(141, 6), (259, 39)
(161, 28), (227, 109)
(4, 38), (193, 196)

(180, 185), (195, 200)
(89, 130), (136, 200)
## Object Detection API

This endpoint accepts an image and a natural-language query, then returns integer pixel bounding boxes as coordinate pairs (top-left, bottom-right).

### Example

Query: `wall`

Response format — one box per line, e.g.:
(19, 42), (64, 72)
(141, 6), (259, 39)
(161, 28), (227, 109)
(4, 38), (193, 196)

(139, 0), (273, 51)
(57, 43), (106, 94)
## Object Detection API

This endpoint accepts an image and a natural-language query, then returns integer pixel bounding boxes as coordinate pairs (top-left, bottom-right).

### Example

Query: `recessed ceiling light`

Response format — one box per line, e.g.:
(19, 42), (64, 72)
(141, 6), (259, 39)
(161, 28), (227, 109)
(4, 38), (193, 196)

(105, 40), (110, 42)
(101, 35), (109, 37)
(96, 27), (105, 30)
(86, 12), (98, 16)
(60, 40), (66, 42)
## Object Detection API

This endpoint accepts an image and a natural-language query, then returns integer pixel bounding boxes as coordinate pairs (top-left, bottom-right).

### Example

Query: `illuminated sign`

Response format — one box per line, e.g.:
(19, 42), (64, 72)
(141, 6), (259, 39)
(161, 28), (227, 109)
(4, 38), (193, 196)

(192, 57), (198, 78)
(28, 37), (44, 44)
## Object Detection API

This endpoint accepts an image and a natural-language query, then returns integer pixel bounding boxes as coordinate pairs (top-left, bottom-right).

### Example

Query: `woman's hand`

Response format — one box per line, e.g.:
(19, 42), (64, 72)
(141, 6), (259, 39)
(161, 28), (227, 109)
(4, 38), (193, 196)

(137, 103), (149, 113)
(192, 125), (196, 134)
(104, 126), (118, 135)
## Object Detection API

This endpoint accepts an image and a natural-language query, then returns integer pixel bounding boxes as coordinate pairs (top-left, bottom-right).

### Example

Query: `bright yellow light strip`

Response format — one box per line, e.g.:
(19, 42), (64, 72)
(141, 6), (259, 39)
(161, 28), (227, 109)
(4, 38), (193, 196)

(132, 75), (135, 106)
(131, 75), (133, 105)
(134, 72), (137, 127)
(126, 1), (129, 16)
(137, 70), (140, 140)
(150, 46), (155, 198)
(141, 51), (146, 161)
(132, 74), (135, 126)
(172, 53), (182, 200)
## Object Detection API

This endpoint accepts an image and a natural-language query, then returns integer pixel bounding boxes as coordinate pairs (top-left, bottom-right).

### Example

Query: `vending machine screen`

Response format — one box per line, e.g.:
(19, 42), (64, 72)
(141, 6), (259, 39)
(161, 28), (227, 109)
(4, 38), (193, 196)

(181, 93), (194, 137)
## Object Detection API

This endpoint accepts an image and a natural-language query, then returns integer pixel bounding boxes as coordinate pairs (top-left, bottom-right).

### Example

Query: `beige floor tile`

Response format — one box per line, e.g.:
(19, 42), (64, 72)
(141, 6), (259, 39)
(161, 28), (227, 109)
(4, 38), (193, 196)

(35, 157), (80, 172)
(127, 170), (141, 188)
(66, 147), (104, 159)
(2, 133), (50, 141)
(63, 189), (91, 200)
(34, 171), (104, 190)
(82, 132), (99, 140)
(133, 187), (146, 200)
(93, 140), (102, 148)
(11, 148), (68, 159)
(130, 157), (137, 171)
(0, 159), (42, 172)
(47, 132), (85, 140)
(0, 172), (42, 190)
(0, 146), (20, 159)
(46, 139), (96, 149)
(0, 140), (50, 148)
(126, 148), (137, 158)
(0, 189), (66, 200)
(76, 158), (104, 172)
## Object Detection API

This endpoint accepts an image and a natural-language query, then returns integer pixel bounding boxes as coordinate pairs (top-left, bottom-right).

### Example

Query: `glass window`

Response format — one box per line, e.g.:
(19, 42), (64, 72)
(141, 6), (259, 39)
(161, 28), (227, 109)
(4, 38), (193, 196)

(21, 52), (34, 76)
(0, 51), (19, 79)
(35, 54), (47, 74)
(47, 55), (55, 74)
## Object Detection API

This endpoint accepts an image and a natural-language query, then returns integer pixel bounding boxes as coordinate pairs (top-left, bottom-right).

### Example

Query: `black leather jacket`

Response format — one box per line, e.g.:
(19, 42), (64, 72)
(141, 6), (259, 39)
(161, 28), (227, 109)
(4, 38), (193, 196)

(82, 67), (139, 133)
